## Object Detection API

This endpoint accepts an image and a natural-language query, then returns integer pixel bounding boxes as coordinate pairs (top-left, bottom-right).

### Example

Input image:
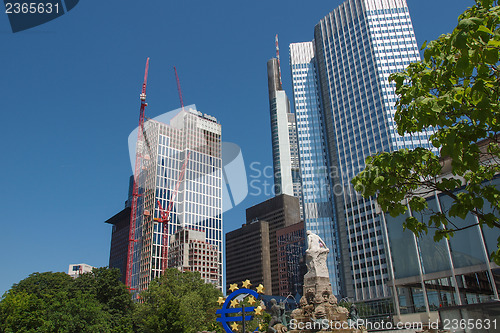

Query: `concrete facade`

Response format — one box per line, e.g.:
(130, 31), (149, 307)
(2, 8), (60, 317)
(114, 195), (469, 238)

(168, 228), (219, 285)
(68, 263), (94, 278)
(246, 194), (301, 295)
(105, 207), (131, 283)
(225, 220), (271, 294)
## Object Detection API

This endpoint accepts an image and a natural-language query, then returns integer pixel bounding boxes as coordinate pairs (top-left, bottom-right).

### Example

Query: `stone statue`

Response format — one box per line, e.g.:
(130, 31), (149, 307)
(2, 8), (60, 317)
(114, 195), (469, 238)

(268, 299), (286, 333)
(349, 303), (360, 322)
(306, 230), (327, 252)
(304, 231), (330, 281)
(288, 230), (366, 333)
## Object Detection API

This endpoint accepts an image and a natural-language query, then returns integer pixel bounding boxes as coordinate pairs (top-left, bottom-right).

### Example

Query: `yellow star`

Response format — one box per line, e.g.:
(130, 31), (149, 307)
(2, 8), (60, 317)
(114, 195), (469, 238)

(256, 284), (265, 294)
(229, 283), (239, 292)
(217, 297), (225, 306)
(242, 279), (252, 288)
(247, 296), (256, 305)
(254, 305), (263, 315)
(230, 299), (239, 308)
(230, 322), (239, 331)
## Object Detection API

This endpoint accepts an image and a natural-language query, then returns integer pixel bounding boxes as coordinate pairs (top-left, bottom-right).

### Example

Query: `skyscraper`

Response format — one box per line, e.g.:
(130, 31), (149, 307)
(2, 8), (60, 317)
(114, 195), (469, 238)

(126, 106), (223, 292)
(267, 36), (302, 214)
(289, 42), (343, 296)
(289, 0), (435, 302)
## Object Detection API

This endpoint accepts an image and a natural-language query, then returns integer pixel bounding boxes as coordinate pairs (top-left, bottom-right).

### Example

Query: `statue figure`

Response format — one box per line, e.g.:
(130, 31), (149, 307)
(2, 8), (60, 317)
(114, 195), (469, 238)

(267, 299), (285, 333)
(291, 296), (308, 318)
(328, 293), (338, 305)
(305, 231), (330, 280)
(349, 304), (360, 321)
(347, 303), (361, 328)
(307, 230), (328, 251)
(288, 230), (367, 332)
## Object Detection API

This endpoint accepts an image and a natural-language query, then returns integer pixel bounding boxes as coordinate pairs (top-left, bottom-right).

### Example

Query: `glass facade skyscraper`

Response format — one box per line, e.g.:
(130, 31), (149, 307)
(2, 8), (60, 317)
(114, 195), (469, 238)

(130, 106), (223, 292)
(289, 0), (435, 301)
(289, 42), (343, 296)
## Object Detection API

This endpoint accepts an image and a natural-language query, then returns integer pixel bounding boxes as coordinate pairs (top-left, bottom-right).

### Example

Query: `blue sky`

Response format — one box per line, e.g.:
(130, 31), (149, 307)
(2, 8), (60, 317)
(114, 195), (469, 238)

(0, 0), (471, 295)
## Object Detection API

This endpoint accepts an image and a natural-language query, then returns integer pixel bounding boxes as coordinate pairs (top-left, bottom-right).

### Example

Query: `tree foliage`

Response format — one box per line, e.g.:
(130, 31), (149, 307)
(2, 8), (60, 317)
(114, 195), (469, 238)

(352, 0), (500, 262)
(0, 269), (134, 333)
(134, 268), (223, 333)
(0, 268), (228, 333)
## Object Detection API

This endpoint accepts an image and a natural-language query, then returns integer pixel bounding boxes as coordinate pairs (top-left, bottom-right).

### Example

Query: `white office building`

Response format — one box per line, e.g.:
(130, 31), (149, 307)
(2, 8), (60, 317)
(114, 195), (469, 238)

(129, 106), (223, 292)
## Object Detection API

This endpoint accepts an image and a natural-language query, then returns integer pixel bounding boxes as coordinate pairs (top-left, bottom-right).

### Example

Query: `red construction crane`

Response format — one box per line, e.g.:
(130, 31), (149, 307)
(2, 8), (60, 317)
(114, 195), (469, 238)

(125, 58), (150, 289)
(155, 151), (191, 273)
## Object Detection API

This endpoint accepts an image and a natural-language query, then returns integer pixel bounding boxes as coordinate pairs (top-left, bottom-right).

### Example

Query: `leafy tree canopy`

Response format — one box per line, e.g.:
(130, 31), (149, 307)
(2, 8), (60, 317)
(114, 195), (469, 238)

(0, 268), (133, 333)
(134, 268), (223, 333)
(352, 0), (500, 262)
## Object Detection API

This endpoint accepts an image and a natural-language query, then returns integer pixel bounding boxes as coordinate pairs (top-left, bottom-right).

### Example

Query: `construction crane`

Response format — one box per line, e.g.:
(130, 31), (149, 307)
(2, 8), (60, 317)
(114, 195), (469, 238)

(125, 58), (150, 289)
(155, 151), (191, 273)
(151, 65), (190, 273)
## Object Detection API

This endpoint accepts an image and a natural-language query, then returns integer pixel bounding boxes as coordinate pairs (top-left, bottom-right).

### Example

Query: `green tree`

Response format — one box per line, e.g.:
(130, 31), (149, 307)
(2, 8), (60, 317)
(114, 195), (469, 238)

(352, 0), (500, 262)
(0, 268), (133, 333)
(73, 267), (134, 332)
(0, 291), (45, 332)
(134, 268), (222, 333)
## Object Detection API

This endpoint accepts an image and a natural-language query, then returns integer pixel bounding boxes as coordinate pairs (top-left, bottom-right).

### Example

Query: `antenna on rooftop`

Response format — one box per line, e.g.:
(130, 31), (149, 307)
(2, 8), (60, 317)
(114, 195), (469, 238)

(174, 66), (184, 110)
(276, 34), (282, 86)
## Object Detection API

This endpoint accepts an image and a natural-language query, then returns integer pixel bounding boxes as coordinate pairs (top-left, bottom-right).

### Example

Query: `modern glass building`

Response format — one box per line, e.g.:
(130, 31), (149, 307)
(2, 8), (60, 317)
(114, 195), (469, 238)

(289, 41), (343, 296)
(289, 0), (435, 301)
(385, 170), (500, 323)
(129, 106), (223, 292)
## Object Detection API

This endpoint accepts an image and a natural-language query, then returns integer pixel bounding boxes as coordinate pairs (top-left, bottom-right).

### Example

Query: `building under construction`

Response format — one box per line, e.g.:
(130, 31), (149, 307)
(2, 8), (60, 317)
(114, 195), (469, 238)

(107, 61), (223, 292)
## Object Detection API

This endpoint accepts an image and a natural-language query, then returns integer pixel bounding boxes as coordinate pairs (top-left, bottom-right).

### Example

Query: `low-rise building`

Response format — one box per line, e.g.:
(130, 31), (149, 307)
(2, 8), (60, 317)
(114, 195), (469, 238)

(68, 263), (94, 278)
(168, 228), (219, 286)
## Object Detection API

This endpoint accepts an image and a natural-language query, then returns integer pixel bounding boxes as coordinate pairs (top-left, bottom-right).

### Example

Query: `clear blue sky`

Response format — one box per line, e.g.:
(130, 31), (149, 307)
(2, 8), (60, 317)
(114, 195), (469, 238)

(0, 0), (471, 295)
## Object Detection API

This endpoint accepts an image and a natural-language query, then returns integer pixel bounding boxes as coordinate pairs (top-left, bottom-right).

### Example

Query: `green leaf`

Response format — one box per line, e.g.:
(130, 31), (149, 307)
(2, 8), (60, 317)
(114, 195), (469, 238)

(477, 25), (493, 34)
(452, 31), (468, 49)
(484, 48), (499, 64)
(457, 18), (479, 31)
(487, 39), (500, 47)
(456, 54), (470, 75)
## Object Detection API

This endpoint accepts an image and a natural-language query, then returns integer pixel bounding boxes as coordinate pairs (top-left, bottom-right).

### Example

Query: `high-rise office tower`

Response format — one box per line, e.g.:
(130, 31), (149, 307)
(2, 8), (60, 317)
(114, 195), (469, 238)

(290, 0), (435, 302)
(127, 106), (223, 292)
(290, 42), (343, 296)
(267, 36), (302, 216)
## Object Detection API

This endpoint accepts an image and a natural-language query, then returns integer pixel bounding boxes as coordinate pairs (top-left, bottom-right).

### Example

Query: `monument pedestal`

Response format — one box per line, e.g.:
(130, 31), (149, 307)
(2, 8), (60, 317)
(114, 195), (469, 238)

(284, 232), (366, 333)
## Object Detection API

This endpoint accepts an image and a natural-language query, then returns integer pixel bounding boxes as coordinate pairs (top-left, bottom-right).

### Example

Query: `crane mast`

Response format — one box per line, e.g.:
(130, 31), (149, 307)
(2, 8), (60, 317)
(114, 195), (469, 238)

(125, 58), (150, 289)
